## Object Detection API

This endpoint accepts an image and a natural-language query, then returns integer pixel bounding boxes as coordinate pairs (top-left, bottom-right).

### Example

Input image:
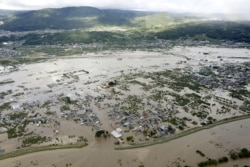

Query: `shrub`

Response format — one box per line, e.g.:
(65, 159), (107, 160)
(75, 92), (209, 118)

(126, 136), (134, 142)
(196, 150), (205, 157)
(218, 156), (228, 163)
(230, 152), (239, 160)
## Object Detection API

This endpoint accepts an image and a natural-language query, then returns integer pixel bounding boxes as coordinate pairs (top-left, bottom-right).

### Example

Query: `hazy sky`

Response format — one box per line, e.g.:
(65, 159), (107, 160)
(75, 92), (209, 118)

(0, 0), (249, 14)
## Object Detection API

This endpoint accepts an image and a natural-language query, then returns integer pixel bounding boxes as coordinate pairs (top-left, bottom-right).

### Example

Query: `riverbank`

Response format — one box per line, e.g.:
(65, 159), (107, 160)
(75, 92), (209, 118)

(116, 114), (250, 150)
(0, 117), (250, 167)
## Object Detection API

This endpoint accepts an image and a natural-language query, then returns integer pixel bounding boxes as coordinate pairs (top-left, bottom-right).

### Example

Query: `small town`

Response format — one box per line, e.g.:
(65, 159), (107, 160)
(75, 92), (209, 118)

(0, 47), (249, 158)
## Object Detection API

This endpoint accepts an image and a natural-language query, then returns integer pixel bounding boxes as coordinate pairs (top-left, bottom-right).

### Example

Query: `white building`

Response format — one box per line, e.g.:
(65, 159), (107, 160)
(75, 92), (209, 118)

(111, 130), (122, 138)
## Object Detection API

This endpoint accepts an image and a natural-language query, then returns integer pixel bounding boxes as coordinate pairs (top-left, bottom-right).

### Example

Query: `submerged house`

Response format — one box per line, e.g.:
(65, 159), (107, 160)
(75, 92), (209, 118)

(0, 149), (5, 154)
(111, 130), (122, 138)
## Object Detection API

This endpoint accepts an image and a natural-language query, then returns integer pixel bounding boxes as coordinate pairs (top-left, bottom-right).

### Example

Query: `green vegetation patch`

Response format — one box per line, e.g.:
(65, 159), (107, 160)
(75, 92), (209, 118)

(60, 96), (77, 105)
(175, 95), (190, 106)
(240, 100), (250, 112)
(22, 136), (48, 147)
(150, 69), (203, 92)
(41, 100), (52, 108)
(0, 102), (11, 112)
(9, 112), (27, 120)
(124, 95), (143, 113)
(198, 159), (218, 167)
(230, 89), (250, 100)
(230, 148), (250, 160)
(150, 90), (166, 102)
(156, 21), (250, 43)
(0, 90), (12, 99)
(7, 120), (30, 139)
(60, 105), (70, 111)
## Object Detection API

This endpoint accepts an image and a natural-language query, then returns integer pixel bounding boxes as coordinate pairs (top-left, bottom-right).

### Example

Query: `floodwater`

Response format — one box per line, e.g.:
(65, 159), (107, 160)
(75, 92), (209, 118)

(0, 46), (250, 166)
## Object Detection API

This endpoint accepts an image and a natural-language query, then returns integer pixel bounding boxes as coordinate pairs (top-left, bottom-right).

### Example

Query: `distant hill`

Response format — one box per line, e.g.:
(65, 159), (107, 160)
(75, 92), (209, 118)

(0, 6), (250, 44)
(156, 21), (250, 43)
(0, 6), (148, 31)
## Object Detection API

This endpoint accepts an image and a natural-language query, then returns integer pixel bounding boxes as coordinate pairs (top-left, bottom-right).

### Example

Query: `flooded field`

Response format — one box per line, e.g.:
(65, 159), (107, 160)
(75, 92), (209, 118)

(0, 118), (249, 167)
(0, 46), (249, 166)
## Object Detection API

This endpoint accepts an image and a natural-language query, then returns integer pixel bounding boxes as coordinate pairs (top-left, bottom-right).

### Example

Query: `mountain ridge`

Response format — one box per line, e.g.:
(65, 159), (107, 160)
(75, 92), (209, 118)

(0, 6), (150, 31)
(0, 6), (250, 44)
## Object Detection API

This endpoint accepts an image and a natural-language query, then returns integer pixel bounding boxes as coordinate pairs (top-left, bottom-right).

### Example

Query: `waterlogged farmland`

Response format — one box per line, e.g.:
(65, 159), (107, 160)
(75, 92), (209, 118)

(0, 46), (249, 166)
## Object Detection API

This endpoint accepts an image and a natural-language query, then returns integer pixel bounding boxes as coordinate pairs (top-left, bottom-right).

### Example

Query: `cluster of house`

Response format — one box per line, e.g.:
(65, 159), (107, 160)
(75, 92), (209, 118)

(0, 65), (18, 74)
(1, 58), (248, 144)
(0, 101), (41, 126)
(60, 92), (177, 140)
(107, 99), (177, 140)
(0, 48), (21, 58)
(77, 109), (101, 130)
(194, 62), (250, 90)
